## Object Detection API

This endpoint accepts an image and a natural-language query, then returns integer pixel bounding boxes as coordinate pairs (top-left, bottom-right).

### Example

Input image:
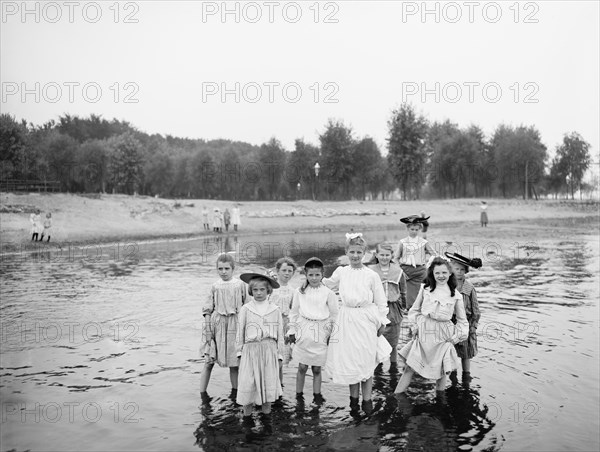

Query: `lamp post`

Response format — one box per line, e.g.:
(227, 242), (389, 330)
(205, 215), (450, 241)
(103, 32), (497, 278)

(314, 162), (320, 201)
(297, 182), (301, 200)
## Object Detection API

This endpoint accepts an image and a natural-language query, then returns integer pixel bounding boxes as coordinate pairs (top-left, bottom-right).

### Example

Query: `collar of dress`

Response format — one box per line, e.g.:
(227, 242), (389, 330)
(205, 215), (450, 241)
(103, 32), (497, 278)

(246, 299), (279, 316)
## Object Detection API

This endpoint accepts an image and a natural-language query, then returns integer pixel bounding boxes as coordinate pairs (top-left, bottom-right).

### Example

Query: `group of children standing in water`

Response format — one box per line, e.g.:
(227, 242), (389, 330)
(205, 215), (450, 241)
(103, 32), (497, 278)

(199, 214), (482, 421)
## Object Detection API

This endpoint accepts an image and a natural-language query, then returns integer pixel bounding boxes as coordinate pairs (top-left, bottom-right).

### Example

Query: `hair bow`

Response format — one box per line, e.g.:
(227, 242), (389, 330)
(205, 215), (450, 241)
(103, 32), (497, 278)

(345, 232), (363, 240)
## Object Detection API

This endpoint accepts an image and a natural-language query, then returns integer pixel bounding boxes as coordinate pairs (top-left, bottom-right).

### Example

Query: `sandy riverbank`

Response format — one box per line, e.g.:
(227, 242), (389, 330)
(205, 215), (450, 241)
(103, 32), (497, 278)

(1, 192), (598, 250)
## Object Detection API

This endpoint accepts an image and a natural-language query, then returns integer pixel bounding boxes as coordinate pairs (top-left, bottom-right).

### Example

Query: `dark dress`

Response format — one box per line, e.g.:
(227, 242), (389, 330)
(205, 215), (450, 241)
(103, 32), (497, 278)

(452, 279), (480, 359)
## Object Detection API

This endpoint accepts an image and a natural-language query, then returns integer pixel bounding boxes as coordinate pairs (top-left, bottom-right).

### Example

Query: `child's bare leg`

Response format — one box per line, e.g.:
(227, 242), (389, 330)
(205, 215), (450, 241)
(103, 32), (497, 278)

(242, 404), (253, 416)
(361, 377), (373, 401)
(296, 363), (308, 394)
(435, 373), (447, 391)
(390, 344), (398, 363)
(394, 366), (415, 393)
(261, 402), (272, 414)
(462, 358), (471, 373)
(349, 383), (360, 398)
(311, 366), (322, 394)
(229, 366), (239, 389)
(279, 361), (283, 386)
(199, 362), (214, 393)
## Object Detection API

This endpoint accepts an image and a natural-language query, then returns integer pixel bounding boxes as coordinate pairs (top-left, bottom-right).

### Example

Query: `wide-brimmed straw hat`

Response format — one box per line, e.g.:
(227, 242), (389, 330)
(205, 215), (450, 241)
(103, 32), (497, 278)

(239, 270), (280, 289)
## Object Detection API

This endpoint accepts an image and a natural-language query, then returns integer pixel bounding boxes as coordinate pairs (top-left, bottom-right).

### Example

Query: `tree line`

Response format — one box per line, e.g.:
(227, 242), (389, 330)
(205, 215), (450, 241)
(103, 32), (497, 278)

(0, 106), (593, 201)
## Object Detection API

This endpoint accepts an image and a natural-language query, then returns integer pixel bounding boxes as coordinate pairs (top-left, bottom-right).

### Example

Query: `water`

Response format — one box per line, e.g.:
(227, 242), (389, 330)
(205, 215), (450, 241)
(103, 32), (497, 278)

(1, 227), (598, 451)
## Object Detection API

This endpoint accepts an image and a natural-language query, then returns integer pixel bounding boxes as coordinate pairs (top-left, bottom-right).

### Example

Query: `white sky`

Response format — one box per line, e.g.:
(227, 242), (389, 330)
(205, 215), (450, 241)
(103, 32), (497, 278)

(2, 1), (599, 169)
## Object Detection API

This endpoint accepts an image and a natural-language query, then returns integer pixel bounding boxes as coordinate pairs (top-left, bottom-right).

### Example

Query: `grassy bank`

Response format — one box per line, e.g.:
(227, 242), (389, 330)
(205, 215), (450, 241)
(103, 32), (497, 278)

(1, 192), (597, 250)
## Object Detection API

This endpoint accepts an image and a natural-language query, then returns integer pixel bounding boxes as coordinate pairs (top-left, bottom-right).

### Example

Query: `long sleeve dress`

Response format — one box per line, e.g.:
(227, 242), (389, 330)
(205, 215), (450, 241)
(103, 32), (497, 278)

(453, 279), (480, 359)
(288, 284), (339, 367)
(399, 284), (469, 379)
(323, 266), (389, 384)
(396, 236), (430, 310)
(236, 301), (284, 406)
(202, 278), (247, 367)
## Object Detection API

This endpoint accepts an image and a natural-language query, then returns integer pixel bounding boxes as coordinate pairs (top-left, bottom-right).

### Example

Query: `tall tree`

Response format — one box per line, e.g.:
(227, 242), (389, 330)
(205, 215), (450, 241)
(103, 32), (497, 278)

(319, 119), (355, 200)
(386, 104), (428, 200)
(553, 132), (591, 199)
(351, 137), (383, 200)
(107, 133), (142, 194)
(0, 114), (29, 180)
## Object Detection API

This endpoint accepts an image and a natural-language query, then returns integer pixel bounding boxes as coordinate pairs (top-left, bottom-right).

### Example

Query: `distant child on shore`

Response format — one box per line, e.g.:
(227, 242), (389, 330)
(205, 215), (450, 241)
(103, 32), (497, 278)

(445, 252), (482, 381)
(480, 201), (488, 227)
(288, 257), (338, 404)
(202, 206), (209, 231)
(367, 243), (407, 367)
(270, 257), (298, 384)
(30, 210), (41, 241)
(236, 271), (283, 419)
(40, 212), (52, 242)
(394, 256), (468, 395)
(199, 254), (247, 401)
(324, 233), (389, 414)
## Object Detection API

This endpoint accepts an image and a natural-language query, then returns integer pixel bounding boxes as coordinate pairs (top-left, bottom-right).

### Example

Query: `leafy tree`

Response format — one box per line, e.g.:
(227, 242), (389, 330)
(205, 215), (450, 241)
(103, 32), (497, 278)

(387, 104), (428, 200)
(107, 133), (142, 194)
(319, 119), (355, 200)
(553, 132), (591, 199)
(0, 114), (29, 180)
(287, 139), (320, 199)
(351, 137), (383, 200)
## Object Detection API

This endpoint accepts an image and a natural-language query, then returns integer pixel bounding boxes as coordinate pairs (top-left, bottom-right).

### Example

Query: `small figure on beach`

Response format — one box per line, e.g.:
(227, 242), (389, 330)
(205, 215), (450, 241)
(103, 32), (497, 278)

(367, 243), (407, 368)
(445, 252), (482, 382)
(394, 256), (469, 395)
(323, 233), (389, 415)
(420, 210), (430, 239)
(231, 205), (241, 232)
(288, 257), (338, 404)
(236, 271), (283, 420)
(395, 215), (437, 311)
(202, 206), (209, 231)
(212, 208), (223, 233)
(223, 208), (231, 232)
(199, 254), (247, 402)
(30, 210), (41, 241)
(480, 201), (488, 227)
(270, 257), (297, 384)
(40, 212), (52, 242)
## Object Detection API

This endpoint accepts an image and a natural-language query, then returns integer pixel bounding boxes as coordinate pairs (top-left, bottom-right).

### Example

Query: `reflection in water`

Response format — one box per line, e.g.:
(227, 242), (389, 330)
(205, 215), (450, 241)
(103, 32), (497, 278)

(1, 231), (598, 451)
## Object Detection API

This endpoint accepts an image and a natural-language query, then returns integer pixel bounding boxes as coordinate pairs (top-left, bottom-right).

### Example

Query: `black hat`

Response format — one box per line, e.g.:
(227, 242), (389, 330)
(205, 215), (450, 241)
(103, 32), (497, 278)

(444, 252), (482, 270)
(304, 256), (324, 267)
(239, 270), (280, 289)
(400, 214), (430, 224)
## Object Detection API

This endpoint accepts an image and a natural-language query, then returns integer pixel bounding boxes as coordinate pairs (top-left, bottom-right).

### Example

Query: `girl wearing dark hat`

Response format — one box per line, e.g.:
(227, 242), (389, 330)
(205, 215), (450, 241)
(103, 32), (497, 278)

(395, 215), (437, 311)
(287, 257), (339, 403)
(445, 252), (482, 381)
(236, 270), (283, 419)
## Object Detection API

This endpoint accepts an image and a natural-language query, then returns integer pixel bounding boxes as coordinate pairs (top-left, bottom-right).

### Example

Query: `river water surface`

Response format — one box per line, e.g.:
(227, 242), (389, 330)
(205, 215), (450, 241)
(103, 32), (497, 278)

(1, 227), (598, 451)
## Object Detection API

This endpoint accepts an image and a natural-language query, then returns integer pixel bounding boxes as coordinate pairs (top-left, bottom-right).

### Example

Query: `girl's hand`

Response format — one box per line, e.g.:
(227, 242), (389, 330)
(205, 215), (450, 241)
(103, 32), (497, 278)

(377, 325), (386, 337)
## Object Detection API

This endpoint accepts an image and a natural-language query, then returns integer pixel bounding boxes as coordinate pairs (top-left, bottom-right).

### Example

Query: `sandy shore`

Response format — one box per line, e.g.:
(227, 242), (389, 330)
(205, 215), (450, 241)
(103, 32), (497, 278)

(1, 192), (597, 251)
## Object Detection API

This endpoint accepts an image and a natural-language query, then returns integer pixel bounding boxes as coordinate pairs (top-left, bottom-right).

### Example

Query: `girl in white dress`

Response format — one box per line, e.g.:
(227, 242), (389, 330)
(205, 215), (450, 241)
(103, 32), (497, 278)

(394, 256), (469, 394)
(323, 233), (389, 414)
(288, 257), (338, 404)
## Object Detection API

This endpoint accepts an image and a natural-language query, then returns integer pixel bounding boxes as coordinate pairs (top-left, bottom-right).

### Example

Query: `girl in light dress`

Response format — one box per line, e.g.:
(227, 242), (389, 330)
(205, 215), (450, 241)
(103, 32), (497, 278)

(323, 233), (389, 414)
(30, 210), (41, 241)
(367, 242), (407, 366)
(236, 271), (283, 419)
(394, 256), (469, 395)
(269, 257), (297, 385)
(40, 212), (52, 242)
(395, 215), (437, 311)
(445, 252), (482, 381)
(288, 257), (338, 404)
(199, 253), (247, 401)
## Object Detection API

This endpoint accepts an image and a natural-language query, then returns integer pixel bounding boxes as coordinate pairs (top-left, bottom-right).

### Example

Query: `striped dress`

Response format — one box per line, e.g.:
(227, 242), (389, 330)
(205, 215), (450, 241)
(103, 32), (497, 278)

(453, 279), (480, 359)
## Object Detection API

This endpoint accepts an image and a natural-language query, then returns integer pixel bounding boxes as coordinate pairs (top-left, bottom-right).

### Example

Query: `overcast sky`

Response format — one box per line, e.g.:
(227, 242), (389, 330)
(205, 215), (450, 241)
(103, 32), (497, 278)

(2, 1), (599, 168)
